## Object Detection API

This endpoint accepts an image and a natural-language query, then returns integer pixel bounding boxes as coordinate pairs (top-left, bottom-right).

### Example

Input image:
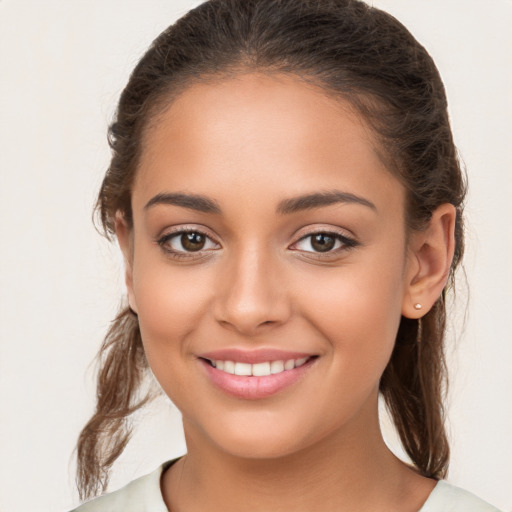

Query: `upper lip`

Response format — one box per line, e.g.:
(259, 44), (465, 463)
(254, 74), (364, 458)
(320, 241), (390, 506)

(197, 348), (315, 364)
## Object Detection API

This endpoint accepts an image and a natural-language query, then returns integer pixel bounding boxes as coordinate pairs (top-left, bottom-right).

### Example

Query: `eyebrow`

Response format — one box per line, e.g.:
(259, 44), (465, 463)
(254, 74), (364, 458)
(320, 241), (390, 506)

(276, 190), (376, 214)
(144, 190), (376, 214)
(145, 192), (222, 214)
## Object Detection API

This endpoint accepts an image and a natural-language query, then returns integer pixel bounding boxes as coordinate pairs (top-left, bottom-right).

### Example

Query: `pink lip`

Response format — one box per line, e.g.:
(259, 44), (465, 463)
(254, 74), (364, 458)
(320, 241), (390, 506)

(199, 355), (316, 400)
(198, 348), (313, 364)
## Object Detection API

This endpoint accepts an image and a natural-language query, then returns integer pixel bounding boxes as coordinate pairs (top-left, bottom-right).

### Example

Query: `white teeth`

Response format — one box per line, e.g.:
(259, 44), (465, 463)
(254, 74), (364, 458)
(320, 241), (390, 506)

(270, 360), (284, 374)
(295, 357), (308, 367)
(234, 362), (252, 376)
(223, 360), (235, 374)
(284, 359), (295, 370)
(252, 362), (271, 377)
(209, 357), (311, 376)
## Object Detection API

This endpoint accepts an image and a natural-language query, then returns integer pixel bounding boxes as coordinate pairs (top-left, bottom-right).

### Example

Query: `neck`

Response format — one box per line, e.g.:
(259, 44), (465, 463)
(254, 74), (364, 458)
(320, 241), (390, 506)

(162, 400), (435, 512)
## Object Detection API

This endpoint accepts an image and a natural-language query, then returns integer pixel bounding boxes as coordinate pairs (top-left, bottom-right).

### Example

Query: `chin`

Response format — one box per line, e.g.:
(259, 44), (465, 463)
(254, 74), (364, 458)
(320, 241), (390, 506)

(195, 411), (327, 462)
(216, 432), (305, 460)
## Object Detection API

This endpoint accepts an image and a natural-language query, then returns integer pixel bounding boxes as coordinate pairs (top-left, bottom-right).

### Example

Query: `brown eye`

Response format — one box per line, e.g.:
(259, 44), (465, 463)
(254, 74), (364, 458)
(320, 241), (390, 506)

(310, 233), (336, 252)
(292, 231), (358, 255)
(181, 232), (206, 251)
(157, 229), (220, 256)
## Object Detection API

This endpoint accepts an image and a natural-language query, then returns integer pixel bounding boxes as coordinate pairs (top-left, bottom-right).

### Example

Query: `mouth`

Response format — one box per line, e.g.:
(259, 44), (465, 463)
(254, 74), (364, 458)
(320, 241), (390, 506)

(200, 356), (311, 377)
(197, 350), (318, 400)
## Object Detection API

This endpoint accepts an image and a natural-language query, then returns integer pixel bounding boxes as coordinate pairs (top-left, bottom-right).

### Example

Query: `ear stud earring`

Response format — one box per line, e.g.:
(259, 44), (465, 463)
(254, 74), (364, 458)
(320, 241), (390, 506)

(414, 303), (422, 310)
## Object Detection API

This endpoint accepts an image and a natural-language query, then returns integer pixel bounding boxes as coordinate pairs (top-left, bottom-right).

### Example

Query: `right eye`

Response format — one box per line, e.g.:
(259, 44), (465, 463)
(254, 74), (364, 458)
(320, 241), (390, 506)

(157, 229), (220, 258)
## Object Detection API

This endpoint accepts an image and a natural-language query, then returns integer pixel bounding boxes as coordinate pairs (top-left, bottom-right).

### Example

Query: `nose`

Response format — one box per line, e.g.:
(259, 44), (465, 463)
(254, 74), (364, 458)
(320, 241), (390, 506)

(213, 244), (291, 336)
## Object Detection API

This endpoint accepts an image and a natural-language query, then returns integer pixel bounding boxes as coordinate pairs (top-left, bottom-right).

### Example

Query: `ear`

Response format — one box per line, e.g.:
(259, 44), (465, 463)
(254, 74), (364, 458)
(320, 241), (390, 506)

(115, 211), (138, 314)
(402, 203), (457, 319)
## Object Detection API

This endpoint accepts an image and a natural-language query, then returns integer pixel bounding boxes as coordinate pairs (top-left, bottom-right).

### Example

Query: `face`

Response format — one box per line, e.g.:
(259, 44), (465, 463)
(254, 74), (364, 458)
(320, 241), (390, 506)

(121, 73), (416, 459)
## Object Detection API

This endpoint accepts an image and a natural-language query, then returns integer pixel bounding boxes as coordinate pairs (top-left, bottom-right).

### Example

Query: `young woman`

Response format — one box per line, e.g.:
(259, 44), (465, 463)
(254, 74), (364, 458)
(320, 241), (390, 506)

(71, 0), (502, 510)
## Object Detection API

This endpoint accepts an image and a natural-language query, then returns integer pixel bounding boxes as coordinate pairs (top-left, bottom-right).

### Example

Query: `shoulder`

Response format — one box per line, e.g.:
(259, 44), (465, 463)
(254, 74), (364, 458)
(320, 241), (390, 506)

(69, 460), (175, 512)
(420, 480), (503, 512)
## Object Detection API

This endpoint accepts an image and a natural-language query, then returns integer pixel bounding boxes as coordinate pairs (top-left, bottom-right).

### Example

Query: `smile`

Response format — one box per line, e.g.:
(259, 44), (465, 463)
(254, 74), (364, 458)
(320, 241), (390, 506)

(198, 351), (317, 400)
(206, 357), (309, 376)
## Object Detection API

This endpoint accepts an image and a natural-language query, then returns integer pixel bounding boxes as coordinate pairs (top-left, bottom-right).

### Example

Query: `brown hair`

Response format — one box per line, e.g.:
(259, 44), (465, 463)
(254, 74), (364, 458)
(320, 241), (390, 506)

(76, 0), (466, 500)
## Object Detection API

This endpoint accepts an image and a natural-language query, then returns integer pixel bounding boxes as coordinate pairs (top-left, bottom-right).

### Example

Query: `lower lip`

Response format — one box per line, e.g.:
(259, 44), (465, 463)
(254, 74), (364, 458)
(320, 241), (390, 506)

(200, 359), (315, 400)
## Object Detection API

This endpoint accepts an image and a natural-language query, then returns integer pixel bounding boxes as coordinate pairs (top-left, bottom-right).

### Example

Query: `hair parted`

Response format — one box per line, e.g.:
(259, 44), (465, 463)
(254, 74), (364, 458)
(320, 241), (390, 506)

(77, 0), (466, 500)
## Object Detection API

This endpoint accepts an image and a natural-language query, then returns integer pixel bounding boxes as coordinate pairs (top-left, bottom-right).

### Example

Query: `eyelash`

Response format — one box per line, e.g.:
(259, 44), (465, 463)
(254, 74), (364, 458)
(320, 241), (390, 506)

(156, 228), (219, 260)
(156, 228), (359, 260)
(292, 229), (359, 258)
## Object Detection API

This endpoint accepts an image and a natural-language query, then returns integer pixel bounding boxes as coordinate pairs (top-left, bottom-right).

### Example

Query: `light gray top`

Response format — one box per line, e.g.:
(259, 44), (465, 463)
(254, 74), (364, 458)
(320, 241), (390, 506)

(70, 460), (502, 512)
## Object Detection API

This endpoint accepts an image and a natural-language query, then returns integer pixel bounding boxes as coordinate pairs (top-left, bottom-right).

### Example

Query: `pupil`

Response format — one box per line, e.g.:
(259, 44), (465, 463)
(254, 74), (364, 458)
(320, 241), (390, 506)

(182, 232), (205, 251)
(312, 234), (335, 252)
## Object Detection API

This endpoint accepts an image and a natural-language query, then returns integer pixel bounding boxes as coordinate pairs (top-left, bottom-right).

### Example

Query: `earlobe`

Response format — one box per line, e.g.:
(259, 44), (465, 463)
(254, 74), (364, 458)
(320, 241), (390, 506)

(114, 211), (138, 314)
(402, 203), (456, 319)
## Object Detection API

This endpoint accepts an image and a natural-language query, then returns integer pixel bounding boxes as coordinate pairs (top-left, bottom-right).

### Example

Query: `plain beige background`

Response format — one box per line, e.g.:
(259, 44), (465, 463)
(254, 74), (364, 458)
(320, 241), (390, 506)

(0, 1), (510, 511)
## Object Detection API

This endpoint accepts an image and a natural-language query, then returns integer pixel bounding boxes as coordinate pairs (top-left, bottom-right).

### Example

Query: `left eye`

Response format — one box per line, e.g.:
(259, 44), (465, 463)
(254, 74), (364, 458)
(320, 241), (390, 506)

(293, 232), (355, 253)
(158, 230), (219, 253)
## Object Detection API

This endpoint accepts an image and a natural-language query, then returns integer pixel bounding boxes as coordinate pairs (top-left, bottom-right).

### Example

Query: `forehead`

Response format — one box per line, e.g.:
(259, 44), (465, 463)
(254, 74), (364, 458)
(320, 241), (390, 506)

(134, 72), (404, 218)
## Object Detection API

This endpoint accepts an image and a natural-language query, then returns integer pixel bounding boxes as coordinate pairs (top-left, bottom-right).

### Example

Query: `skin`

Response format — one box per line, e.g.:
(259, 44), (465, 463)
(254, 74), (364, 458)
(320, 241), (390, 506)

(116, 72), (456, 512)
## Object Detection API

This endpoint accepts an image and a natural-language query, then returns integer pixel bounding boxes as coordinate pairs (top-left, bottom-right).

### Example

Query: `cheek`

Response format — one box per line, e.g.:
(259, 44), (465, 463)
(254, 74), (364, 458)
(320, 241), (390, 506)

(286, 261), (405, 434)
(131, 254), (215, 358)
(292, 251), (406, 372)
